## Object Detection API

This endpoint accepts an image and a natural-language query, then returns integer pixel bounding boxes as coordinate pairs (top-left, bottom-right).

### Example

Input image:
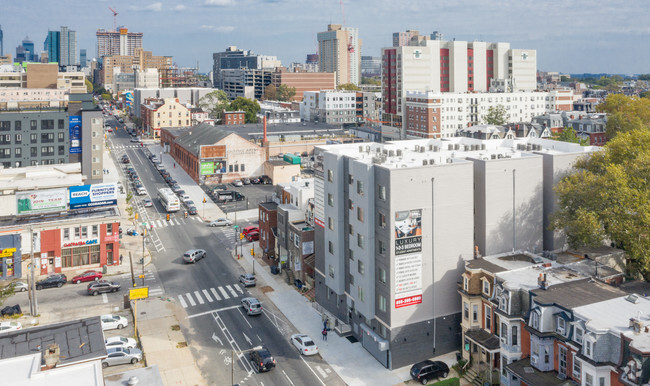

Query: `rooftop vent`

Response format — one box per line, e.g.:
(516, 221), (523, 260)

(389, 150), (395, 157)
(422, 160), (428, 165)
(396, 149), (403, 157)
(626, 294), (640, 304)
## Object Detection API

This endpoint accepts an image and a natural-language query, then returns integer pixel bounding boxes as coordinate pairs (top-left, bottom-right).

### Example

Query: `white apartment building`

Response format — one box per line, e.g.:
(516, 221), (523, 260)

(404, 89), (576, 139)
(300, 90), (357, 125)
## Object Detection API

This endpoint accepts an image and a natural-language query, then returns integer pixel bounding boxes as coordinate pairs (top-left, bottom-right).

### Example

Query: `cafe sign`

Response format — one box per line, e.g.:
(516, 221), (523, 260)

(62, 239), (98, 248)
(0, 248), (16, 257)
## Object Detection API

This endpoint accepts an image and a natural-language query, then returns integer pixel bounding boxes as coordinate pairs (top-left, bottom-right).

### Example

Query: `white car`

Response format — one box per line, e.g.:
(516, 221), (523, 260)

(105, 336), (138, 350)
(101, 314), (129, 331)
(9, 281), (28, 292)
(290, 334), (319, 356)
(0, 321), (22, 334)
(209, 218), (233, 227)
(232, 179), (243, 187)
(179, 194), (191, 203)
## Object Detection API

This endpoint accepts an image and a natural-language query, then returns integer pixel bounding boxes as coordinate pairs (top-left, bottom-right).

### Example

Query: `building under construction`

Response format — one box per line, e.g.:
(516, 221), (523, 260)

(159, 66), (200, 88)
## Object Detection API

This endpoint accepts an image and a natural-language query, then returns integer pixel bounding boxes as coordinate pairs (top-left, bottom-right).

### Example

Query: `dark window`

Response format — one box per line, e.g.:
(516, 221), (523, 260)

(0, 121), (10, 131)
(241, 164), (245, 172)
(30, 133), (37, 143)
(14, 121), (21, 131)
(15, 148), (21, 157)
(58, 145), (65, 155)
(58, 132), (64, 142)
(234, 164), (239, 172)
(1, 162), (10, 168)
(58, 119), (65, 130)
(229, 164), (233, 172)
(0, 134), (10, 145)
(41, 120), (54, 130)
(30, 147), (37, 157)
(15, 134), (22, 144)
(41, 133), (54, 143)
(30, 120), (37, 130)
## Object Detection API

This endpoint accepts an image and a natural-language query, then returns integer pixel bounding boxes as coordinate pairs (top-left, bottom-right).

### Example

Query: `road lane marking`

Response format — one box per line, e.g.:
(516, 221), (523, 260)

(194, 290), (205, 304)
(187, 305), (241, 319)
(102, 294), (108, 303)
(211, 311), (255, 375)
(210, 287), (222, 301)
(218, 286), (230, 299)
(304, 360), (328, 385)
(282, 370), (296, 386)
(178, 295), (188, 308)
(234, 284), (244, 294)
(316, 366), (328, 378)
(226, 285), (238, 298)
(202, 289), (213, 302)
(186, 292), (196, 306)
(237, 308), (253, 329)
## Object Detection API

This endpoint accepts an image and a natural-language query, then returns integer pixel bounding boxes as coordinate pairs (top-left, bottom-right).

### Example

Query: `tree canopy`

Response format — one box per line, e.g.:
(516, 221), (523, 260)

(550, 128), (650, 279)
(229, 97), (260, 123)
(198, 90), (230, 121)
(483, 105), (507, 125)
(85, 79), (93, 93)
(264, 84), (296, 102)
(553, 127), (589, 146)
(337, 83), (360, 91)
(597, 94), (650, 139)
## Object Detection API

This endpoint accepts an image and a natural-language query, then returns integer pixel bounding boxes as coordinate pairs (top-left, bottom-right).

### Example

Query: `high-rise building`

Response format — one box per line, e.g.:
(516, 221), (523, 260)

(96, 28), (143, 58)
(361, 56), (381, 77)
(46, 31), (59, 63)
(0, 25), (4, 56)
(381, 38), (538, 140)
(317, 24), (362, 86)
(211, 46), (281, 89)
(59, 26), (77, 67)
(79, 49), (87, 67)
(101, 48), (172, 90)
(22, 37), (35, 62)
(392, 30), (424, 47)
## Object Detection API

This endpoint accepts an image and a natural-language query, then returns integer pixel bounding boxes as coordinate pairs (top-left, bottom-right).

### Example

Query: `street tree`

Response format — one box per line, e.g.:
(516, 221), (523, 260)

(85, 79), (94, 93)
(484, 105), (507, 125)
(229, 97), (260, 123)
(198, 90), (230, 122)
(337, 83), (360, 91)
(101, 93), (112, 101)
(597, 94), (650, 139)
(277, 85), (296, 102)
(553, 127), (589, 145)
(550, 128), (650, 279)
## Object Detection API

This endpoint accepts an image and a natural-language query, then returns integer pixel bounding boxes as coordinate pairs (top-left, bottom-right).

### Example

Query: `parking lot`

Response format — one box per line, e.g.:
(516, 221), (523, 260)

(202, 182), (276, 213)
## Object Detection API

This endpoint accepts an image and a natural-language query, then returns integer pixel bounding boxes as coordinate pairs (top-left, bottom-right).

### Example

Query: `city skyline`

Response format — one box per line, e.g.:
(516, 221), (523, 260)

(1, 0), (648, 74)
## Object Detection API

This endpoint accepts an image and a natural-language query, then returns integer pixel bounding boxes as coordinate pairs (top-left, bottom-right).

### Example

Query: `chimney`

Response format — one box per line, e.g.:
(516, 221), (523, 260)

(43, 343), (60, 369)
(537, 273), (548, 290)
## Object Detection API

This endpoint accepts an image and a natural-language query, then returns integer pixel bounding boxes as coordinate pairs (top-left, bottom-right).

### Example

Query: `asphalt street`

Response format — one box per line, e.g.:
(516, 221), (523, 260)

(107, 121), (343, 386)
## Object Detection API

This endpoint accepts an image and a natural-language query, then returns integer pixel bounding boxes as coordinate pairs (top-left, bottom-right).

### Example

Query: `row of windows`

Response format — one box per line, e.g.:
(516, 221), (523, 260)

(62, 224), (114, 240)
(0, 119), (65, 131)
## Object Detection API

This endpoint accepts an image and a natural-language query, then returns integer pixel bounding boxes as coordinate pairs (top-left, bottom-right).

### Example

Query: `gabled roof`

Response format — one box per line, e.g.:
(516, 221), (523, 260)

(173, 122), (234, 156)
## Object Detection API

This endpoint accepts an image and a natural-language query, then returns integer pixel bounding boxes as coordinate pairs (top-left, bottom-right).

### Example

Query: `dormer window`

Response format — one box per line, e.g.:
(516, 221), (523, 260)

(584, 338), (593, 359)
(499, 296), (507, 312)
(556, 317), (566, 335)
(574, 326), (583, 344)
(463, 276), (469, 291)
(482, 280), (490, 296)
(530, 311), (540, 330)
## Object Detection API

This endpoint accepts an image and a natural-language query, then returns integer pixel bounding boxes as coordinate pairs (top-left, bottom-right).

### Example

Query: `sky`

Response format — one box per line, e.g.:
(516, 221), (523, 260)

(1, 0), (648, 75)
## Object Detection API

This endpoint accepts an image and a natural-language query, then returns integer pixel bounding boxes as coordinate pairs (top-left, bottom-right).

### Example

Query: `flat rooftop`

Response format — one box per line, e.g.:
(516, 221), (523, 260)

(0, 206), (119, 229)
(0, 163), (83, 192)
(531, 278), (626, 309)
(318, 137), (598, 169)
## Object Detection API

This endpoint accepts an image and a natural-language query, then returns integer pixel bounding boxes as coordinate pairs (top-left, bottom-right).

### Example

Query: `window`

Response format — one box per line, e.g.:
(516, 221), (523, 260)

(511, 326), (518, 346)
(557, 317), (566, 334)
(348, 248), (354, 261)
(349, 224), (354, 236)
(531, 341), (539, 358)
(14, 148), (21, 156)
(356, 180), (364, 195)
(544, 347), (550, 364)
(378, 212), (386, 228)
(58, 132), (64, 142)
(379, 295), (387, 312)
(499, 296), (507, 312)
(358, 286), (365, 302)
(358, 260), (364, 275)
(574, 326), (583, 344)
(30, 120), (37, 130)
(485, 305), (492, 330)
(357, 207), (364, 222)
(464, 302), (469, 320)
(585, 339), (593, 358)
(472, 304), (478, 322)
(327, 193), (334, 207)
(81, 226), (88, 238)
(107, 223), (113, 235)
(463, 276), (469, 291)
(42, 120), (53, 130)
(348, 199), (354, 210)
(14, 121), (21, 130)
(328, 241), (334, 254)
(328, 264), (334, 278)
(348, 174), (354, 184)
(378, 240), (386, 255)
(15, 134), (22, 144)
(530, 311), (539, 329)
(63, 228), (70, 241)
(585, 373), (593, 386)
(327, 170), (333, 182)
(30, 133), (37, 143)
(357, 233), (365, 249)
(572, 353), (581, 379)
(379, 267), (386, 283)
(328, 217), (334, 230)
(92, 225), (98, 238)
(74, 227), (81, 239)
(483, 280), (490, 295)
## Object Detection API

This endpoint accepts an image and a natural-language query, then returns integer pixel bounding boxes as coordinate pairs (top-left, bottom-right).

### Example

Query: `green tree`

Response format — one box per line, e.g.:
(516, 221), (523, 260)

(277, 84), (296, 102)
(85, 79), (94, 93)
(361, 77), (381, 86)
(337, 83), (360, 91)
(550, 128), (650, 279)
(198, 90), (230, 121)
(229, 97), (260, 123)
(638, 74), (650, 81)
(101, 93), (112, 101)
(263, 84), (278, 101)
(484, 105), (507, 125)
(597, 94), (650, 139)
(560, 75), (570, 82)
(552, 127), (589, 145)
(641, 91), (650, 99)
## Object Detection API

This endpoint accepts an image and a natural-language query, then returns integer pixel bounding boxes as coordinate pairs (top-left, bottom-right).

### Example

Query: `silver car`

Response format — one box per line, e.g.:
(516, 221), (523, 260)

(102, 347), (142, 368)
(182, 249), (206, 264)
(239, 273), (256, 287)
(241, 297), (262, 316)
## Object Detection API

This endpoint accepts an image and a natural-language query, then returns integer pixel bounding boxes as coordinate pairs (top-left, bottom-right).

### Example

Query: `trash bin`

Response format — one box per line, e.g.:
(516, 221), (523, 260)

(270, 266), (279, 275)
(102, 265), (108, 274)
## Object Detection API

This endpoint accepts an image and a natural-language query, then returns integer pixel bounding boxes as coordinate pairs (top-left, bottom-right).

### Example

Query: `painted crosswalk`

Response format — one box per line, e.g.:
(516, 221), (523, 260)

(149, 216), (203, 229)
(178, 284), (246, 308)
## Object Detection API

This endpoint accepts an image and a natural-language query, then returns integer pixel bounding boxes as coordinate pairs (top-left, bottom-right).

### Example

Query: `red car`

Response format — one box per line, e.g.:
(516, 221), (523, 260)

(242, 226), (259, 236)
(71, 270), (103, 284)
(245, 231), (260, 242)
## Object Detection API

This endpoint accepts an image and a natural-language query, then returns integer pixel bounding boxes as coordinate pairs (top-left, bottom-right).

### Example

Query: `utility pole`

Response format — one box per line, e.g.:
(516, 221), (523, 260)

(129, 252), (135, 287)
(231, 350), (234, 386)
(142, 229), (146, 287)
(28, 225), (36, 316)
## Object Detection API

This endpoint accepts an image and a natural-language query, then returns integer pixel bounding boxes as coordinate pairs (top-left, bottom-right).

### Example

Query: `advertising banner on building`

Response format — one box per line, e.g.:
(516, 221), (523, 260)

(200, 160), (227, 176)
(69, 115), (82, 154)
(16, 188), (67, 215)
(69, 183), (117, 209)
(125, 92), (134, 108)
(394, 253), (423, 308)
(394, 209), (422, 255)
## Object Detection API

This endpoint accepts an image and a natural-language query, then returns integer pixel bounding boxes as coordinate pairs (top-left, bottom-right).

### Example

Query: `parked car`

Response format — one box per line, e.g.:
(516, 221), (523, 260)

(182, 249), (206, 264)
(214, 184), (228, 191)
(102, 347), (143, 368)
(232, 179), (243, 187)
(260, 175), (272, 184)
(409, 360), (449, 384)
(250, 177), (261, 184)
(105, 336), (137, 350)
(241, 297), (262, 316)
(239, 273), (256, 287)
(242, 177), (251, 185)
(245, 231), (260, 242)
(165, 176), (175, 184)
(290, 334), (319, 356)
(143, 197), (153, 207)
(87, 280), (121, 296)
(8, 281), (28, 292)
(35, 274), (67, 290)
(171, 184), (182, 193)
(100, 314), (129, 330)
(242, 226), (259, 236)
(71, 270), (103, 284)
(121, 156), (130, 164)
(249, 348), (275, 373)
(156, 163), (165, 171)
(187, 206), (198, 215)
(209, 218), (233, 227)
(0, 321), (22, 334)
(176, 189), (186, 196)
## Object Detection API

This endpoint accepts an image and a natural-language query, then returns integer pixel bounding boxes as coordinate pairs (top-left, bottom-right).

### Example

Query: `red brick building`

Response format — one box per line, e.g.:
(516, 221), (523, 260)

(223, 110), (245, 125)
(258, 202), (278, 256)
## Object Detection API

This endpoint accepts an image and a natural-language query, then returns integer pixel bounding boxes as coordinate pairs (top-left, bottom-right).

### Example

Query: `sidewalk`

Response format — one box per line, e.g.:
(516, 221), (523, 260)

(232, 244), (415, 386)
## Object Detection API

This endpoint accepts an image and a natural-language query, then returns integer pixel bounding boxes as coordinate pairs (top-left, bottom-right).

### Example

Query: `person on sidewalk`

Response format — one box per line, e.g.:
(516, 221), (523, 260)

(322, 328), (328, 341)
(120, 254), (123, 264)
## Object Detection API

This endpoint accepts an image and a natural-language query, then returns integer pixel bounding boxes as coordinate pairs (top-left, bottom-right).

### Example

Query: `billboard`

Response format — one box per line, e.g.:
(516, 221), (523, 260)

(394, 209), (422, 255)
(200, 160), (227, 176)
(16, 188), (67, 215)
(69, 115), (82, 154)
(394, 253), (423, 309)
(125, 92), (134, 108)
(69, 183), (117, 209)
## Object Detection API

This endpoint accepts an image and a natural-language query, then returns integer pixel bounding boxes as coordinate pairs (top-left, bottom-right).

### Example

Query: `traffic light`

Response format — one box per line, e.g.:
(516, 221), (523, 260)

(203, 197), (207, 203)
(240, 233), (244, 240)
(135, 213), (139, 220)
(184, 211), (188, 218)
(166, 214), (170, 221)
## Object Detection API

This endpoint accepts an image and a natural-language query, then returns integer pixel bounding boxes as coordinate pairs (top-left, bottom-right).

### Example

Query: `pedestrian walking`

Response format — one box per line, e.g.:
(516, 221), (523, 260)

(120, 254), (123, 264)
(322, 328), (328, 341)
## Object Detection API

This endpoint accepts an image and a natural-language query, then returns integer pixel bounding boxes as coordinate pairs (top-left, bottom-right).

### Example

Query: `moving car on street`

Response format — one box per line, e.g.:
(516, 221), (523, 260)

(36, 274), (67, 290)
(241, 297), (262, 316)
(249, 348), (275, 373)
(71, 270), (102, 284)
(290, 334), (319, 356)
(209, 218), (233, 227)
(182, 249), (206, 264)
(101, 314), (129, 330)
(87, 280), (121, 296)
(143, 197), (153, 207)
(102, 347), (142, 368)
(239, 273), (256, 287)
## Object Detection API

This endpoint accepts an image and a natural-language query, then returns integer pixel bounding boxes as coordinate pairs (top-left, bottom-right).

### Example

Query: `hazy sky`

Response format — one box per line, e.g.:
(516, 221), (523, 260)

(2, 0), (648, 74)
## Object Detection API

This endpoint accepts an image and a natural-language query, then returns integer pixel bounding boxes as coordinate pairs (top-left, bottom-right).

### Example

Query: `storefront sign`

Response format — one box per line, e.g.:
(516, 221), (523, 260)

(62, 239), (98, 248)
(394, 253), (422, 309)
(129, 287), (149, 300)
(16, 188), (67, 215)
(0, 248), (16, 257)
(394, 209), (422, 255)
(69, 183), (117, 209)
(105, 234), (119, 243)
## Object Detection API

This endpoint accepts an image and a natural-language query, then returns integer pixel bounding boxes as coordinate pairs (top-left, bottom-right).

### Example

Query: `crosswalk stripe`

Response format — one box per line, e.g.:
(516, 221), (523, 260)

(186, 292), (196, 306)
(194, 290), (205, 304)
(178, 295), (188, 308)
(202, 289), (213, 302)
(218, 286), (230, 299)
(210, 287), (222, 301)
(174, 218), (181, 226)
(234, 284), (244, 294)
(226, 285), (238, 298)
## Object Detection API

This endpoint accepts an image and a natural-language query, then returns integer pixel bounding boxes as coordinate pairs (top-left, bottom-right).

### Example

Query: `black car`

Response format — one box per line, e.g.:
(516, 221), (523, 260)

(187, 206), (197, 215)
(260, 175), (272, 184)
(35, 274), (67, 290)
(214, 184), (228, 191)
(249, 349), (275, 373)
(250, 177), (261, 184)
(410, 360), (449, 384)
(87, 280), (121, 296)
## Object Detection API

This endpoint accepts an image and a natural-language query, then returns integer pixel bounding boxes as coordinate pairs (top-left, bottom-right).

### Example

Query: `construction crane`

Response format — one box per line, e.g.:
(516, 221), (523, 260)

(109, 7), (118, 32)
(339, 0), (354, 53)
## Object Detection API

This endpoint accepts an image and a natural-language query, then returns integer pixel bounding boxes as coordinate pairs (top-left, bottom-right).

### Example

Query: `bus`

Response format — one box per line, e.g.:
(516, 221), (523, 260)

(158, 188), (180, 212)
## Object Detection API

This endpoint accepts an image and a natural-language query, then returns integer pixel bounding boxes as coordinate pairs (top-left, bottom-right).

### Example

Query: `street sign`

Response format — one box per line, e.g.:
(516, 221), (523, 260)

(129, 287), (149, 300)
(233, 225), (239, 229)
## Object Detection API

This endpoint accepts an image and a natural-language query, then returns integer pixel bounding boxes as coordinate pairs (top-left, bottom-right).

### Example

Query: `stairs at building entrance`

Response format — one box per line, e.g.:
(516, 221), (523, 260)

(461, 367), (482, 386)
(284, 268), (295, 285)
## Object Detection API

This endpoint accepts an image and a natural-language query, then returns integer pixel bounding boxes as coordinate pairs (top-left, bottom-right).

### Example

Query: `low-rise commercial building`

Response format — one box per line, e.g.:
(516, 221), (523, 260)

(141, 97), (191, 138)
